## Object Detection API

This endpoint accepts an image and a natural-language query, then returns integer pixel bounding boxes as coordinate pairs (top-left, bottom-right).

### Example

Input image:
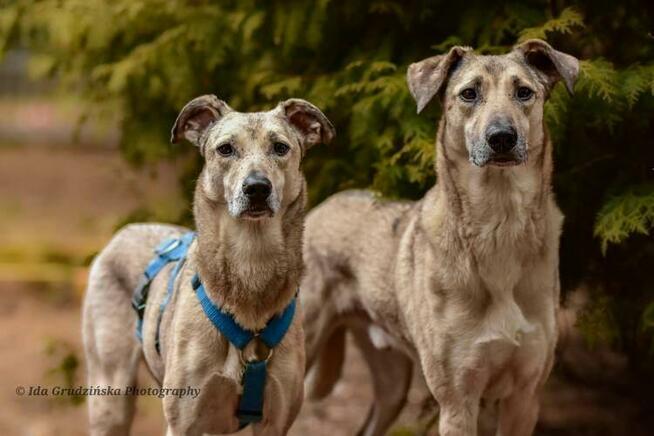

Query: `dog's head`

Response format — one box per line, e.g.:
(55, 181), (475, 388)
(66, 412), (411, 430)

(407, 39), (579, 167)
(171, 96), (334, 220)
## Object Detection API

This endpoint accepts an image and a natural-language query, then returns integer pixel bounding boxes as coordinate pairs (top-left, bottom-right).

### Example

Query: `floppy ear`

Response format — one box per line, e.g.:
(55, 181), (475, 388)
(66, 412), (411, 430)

(513, 39), (579, 95)
(407, 46), (470, 113)
(170, 94), (233, 146)
(278, 99), (335, 149)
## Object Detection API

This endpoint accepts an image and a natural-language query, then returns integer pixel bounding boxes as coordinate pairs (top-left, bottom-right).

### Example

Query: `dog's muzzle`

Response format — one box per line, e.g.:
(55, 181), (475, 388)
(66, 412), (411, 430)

(470, 123), (527, 167)
(243, 173), (272, 203)
(487, 125), (517, 154)
(233, 172), (276, 219)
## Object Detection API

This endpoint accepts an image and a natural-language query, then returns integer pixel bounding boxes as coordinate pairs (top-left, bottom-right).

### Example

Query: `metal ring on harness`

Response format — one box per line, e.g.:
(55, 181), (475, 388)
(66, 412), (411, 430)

(239, 347), (274, 366)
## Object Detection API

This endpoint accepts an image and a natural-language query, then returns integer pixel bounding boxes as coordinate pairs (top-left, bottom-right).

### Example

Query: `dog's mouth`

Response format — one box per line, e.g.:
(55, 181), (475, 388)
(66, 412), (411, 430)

(488, 155), (521, 167)
(240, 206), (273, 220)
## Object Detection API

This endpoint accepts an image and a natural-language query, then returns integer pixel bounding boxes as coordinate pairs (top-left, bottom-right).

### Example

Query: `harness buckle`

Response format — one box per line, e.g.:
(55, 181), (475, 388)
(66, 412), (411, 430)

(155, 238), (181, 256)
(131, 276), (150, 316)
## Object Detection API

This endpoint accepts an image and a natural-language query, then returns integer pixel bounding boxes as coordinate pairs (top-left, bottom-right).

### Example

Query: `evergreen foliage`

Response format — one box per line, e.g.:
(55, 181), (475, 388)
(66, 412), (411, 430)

(1, 1), (653, 366)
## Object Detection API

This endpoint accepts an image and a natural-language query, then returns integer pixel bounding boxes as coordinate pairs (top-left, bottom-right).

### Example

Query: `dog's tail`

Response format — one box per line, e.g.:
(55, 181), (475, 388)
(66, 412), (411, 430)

(305, 326), (346, 400)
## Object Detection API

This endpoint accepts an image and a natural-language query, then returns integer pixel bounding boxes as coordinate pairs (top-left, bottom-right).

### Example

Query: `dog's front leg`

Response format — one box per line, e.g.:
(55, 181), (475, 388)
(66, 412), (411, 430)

(419, 341), (484, 435)
(437, 397), (480, 436)
(423, 367), (481, 435)
(496, 341), (549, 436)
(496, 390), (539, 436)
(251, 424), (286, 436)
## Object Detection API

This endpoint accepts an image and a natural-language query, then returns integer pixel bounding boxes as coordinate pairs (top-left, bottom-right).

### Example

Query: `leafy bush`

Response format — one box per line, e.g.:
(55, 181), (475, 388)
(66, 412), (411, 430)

(2, 1), (653, 365)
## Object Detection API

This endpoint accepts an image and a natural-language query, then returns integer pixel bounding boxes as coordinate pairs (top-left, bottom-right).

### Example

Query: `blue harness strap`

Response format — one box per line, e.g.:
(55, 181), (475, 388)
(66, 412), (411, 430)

(238, 360), (268, 426)
(131, 232), (195, 347)
(191, 274), (296, 428)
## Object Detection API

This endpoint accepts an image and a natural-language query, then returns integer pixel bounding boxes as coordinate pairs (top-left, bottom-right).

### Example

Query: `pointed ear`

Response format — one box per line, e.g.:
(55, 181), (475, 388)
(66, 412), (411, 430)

(407, 46), (470, 113)
(277, 99), (335, 149)
(513, 39), (579, 95)
(170, 94), (233, 146)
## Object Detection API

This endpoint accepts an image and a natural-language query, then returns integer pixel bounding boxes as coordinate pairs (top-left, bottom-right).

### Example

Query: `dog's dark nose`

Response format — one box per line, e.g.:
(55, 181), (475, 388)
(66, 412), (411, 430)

(487, 126), (518, 154)
(243, 173), (272, 200)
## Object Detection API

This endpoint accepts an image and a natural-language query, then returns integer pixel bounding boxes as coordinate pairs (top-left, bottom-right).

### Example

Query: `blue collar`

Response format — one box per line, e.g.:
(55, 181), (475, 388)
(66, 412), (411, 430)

(191, 273), (297, 428)
(191, 274), (296, 350)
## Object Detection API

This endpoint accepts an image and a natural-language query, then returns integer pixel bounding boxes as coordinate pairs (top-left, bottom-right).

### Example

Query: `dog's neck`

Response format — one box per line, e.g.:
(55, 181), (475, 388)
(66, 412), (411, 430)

(192, 183), (305, 331)
(433, 118), (552, 249)
(423, 118), (554, 293)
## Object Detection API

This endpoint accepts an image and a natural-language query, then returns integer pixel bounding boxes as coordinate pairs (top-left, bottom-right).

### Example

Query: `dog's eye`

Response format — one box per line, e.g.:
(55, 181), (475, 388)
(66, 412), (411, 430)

(273, 142), (290, 156)
(516, 86), (534, 101)
(216, 143), (234, 157)
(459, 88), (477, 102)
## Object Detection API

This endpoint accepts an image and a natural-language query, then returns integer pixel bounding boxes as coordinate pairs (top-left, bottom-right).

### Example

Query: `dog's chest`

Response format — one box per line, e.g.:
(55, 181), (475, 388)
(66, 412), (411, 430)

(469, 268), (552, 400)
(472, 221), (541, 287)
(458, 259), (553, 400)
(162, 286), (303, 435)
(477, 322), (549, 400)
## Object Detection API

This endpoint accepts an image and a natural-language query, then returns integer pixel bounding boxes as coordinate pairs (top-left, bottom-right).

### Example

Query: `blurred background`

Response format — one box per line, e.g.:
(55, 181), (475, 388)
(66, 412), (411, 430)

(0, 1), (652, 435)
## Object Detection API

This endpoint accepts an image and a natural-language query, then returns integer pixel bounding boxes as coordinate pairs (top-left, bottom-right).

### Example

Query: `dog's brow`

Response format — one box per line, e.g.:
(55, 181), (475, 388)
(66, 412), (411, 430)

(454, 76), (482, 93)
(209, 133), (235, 147)
(510, 73), (537, 89)
(268, 131), (291, 144)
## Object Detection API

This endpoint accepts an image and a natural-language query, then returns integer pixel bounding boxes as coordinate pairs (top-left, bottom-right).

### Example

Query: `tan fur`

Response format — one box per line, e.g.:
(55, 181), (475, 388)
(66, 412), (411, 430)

(82, 96), (334, 435)
(302, 40), (578, 436)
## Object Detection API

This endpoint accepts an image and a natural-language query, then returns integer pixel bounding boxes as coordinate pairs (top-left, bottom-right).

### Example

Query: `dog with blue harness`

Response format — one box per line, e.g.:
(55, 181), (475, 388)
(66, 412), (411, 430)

(82, 94), (334, 435)
(132, 231), (297, 428)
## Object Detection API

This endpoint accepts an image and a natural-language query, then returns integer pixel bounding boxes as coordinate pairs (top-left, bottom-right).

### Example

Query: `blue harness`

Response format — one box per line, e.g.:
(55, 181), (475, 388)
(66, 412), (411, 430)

(131, 231), (196, 349)
(132, 232), (296, 428)
(192, 274), (296, 428)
